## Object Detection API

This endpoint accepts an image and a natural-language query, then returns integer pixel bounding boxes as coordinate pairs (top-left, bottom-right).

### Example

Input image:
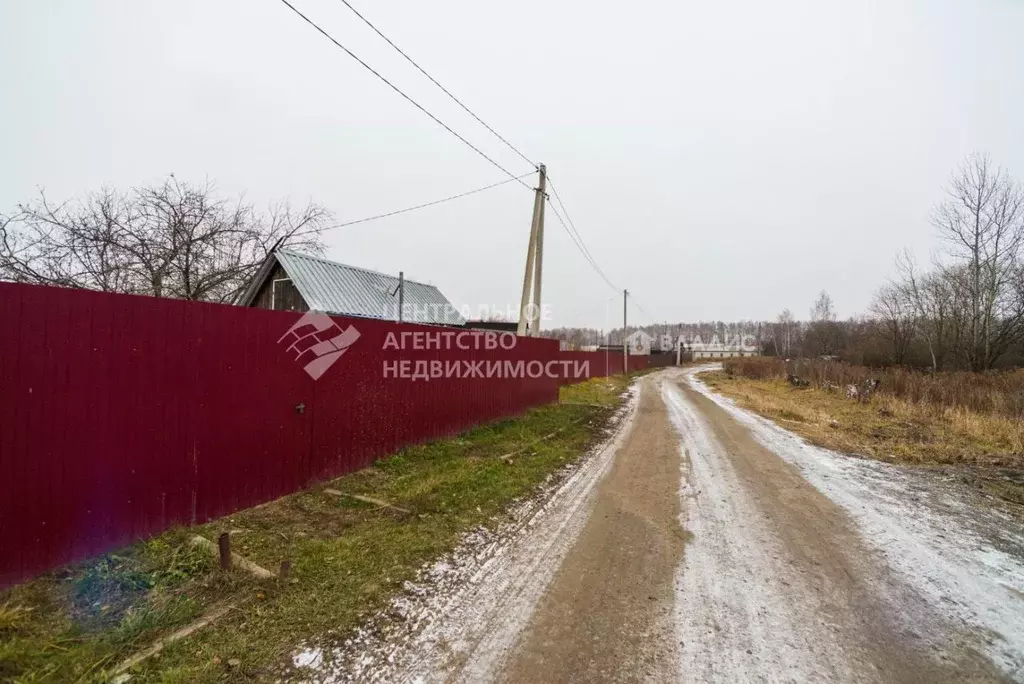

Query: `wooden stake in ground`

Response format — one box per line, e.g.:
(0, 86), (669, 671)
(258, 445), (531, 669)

(218, 532), (231, 570)
(190, 535), (276, 579)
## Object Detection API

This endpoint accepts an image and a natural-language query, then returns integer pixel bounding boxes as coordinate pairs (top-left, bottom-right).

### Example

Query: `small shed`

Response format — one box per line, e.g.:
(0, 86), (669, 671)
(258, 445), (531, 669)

(237, 249), (465, 326)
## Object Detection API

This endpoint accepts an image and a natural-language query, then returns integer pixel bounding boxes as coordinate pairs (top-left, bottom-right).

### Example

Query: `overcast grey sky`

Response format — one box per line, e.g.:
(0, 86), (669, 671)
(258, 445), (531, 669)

(2, 0), (1022, 328)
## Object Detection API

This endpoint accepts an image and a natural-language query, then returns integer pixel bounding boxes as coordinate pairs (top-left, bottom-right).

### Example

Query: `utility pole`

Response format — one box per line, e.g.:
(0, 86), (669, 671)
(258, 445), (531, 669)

(397, 271), (405, 322)
(531, 185), (545, 336)
(517, 164), (546, 336)
(623, 289), (628, 374)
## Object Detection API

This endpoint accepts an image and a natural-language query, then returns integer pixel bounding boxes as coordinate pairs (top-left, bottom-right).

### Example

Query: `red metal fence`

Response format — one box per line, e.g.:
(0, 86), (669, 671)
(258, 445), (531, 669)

(558, 350), (675, 384)
(0, 283), (672, 587)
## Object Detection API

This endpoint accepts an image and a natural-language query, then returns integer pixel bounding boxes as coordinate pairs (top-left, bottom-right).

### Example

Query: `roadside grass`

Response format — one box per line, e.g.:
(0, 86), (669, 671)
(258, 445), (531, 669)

(723, 356), (1024, 420)
(701, 370), (1024, 507)
(0, 373), (641, 683)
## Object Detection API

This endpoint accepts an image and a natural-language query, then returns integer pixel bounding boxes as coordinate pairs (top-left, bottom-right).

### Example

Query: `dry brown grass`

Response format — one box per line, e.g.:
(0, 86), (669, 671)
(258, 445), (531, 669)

(724, 357), (1024, 420)
(702, 370), (1024, 507)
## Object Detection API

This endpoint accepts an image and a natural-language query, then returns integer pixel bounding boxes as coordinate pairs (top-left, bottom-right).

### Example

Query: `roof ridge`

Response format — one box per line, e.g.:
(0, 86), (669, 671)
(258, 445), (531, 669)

(275, 248), (436, 289)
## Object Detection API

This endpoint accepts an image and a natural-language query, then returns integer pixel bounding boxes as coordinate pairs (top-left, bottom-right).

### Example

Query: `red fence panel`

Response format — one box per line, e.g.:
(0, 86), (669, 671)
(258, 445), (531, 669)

(556, 350), (677, 385)
(0, 283), (564, 588)
(0, 282), (677, 587)
(646, 352), (676, 370)
(306, 317), (561, 482)
(558, 351), (624, 384)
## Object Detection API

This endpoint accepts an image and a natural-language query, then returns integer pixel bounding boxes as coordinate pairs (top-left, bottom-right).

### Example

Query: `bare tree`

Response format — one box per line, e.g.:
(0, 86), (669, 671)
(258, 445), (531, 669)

(806, 290), (841, 356)
(774, 309), (796, 357)
(870, 282), (916, 365)
(810, 290), (836, 323)
(896, 251), (954, 371)
(0, 176), (333, 303)
(933, 153), (1024, 369)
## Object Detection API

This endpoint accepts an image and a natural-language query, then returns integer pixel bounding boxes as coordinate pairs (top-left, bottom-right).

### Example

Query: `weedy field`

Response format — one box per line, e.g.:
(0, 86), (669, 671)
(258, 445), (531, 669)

(0, 373), (642, 683)
(704, 358), (1024, 508)
(724, 356), (1024, 419)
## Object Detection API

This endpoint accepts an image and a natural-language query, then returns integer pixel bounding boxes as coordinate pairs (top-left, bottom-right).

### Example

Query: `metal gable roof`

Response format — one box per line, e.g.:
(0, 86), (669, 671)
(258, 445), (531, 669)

(274, 249), (465, 326)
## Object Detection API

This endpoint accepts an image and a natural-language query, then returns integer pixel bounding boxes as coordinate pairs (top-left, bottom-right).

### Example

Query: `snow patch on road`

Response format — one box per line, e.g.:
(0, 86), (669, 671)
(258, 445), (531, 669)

(661, 378), (861, 681)
(686, 367), (1024, 679)
(292, 384), (641, 683)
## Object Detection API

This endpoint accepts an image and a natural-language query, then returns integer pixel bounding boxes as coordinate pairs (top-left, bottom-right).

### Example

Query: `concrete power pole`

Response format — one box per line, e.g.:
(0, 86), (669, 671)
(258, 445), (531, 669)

(517, 164), (547, 336)
(623, 289), (628, 374)
(531, 185), (546, 336)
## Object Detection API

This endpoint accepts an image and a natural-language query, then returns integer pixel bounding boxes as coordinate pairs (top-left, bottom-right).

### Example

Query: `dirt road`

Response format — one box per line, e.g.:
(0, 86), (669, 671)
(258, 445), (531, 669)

(500, 374), (686, 682)
(664, 373), (1011, 683)
(300, 368), (1024, 683)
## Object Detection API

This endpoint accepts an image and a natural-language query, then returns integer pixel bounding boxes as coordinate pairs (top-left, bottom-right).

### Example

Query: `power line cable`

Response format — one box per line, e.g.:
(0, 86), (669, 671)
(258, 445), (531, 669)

(276, 0), (531, 189)
(544, 177), (620, 294)
(290, 172), (532, 238)
(335, 0), (536, 169)
(272, 0), (651, 323)
(554, 293), (619, 329)
(630, 296), (653, 321)
(545, 198), (619, 293)
(546, 176), (604, 274)
(547, 177), (667, 323)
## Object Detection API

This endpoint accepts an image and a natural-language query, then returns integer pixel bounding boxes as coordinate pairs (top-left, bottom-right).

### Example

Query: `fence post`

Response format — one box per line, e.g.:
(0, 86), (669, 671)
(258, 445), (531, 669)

(218, 532), (231, 570)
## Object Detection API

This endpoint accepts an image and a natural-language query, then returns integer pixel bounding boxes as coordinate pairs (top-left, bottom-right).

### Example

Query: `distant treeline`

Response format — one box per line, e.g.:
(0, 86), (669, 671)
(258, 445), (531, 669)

(548, 154), (1024, 372)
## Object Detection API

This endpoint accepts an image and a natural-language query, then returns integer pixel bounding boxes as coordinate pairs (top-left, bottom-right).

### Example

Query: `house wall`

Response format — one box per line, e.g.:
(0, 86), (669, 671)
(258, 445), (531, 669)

(251, 263), (307, 312)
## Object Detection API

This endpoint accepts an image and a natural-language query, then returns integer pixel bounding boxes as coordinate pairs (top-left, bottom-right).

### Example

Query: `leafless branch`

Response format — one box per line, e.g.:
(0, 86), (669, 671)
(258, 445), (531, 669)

(0, 176), (334, 304)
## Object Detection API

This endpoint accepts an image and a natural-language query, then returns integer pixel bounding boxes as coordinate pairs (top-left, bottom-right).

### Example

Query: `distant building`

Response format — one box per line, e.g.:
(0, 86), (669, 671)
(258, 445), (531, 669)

(237, 249), (465, 326)
(686, 342), (758, 360)
(594, 331), (655, 355)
